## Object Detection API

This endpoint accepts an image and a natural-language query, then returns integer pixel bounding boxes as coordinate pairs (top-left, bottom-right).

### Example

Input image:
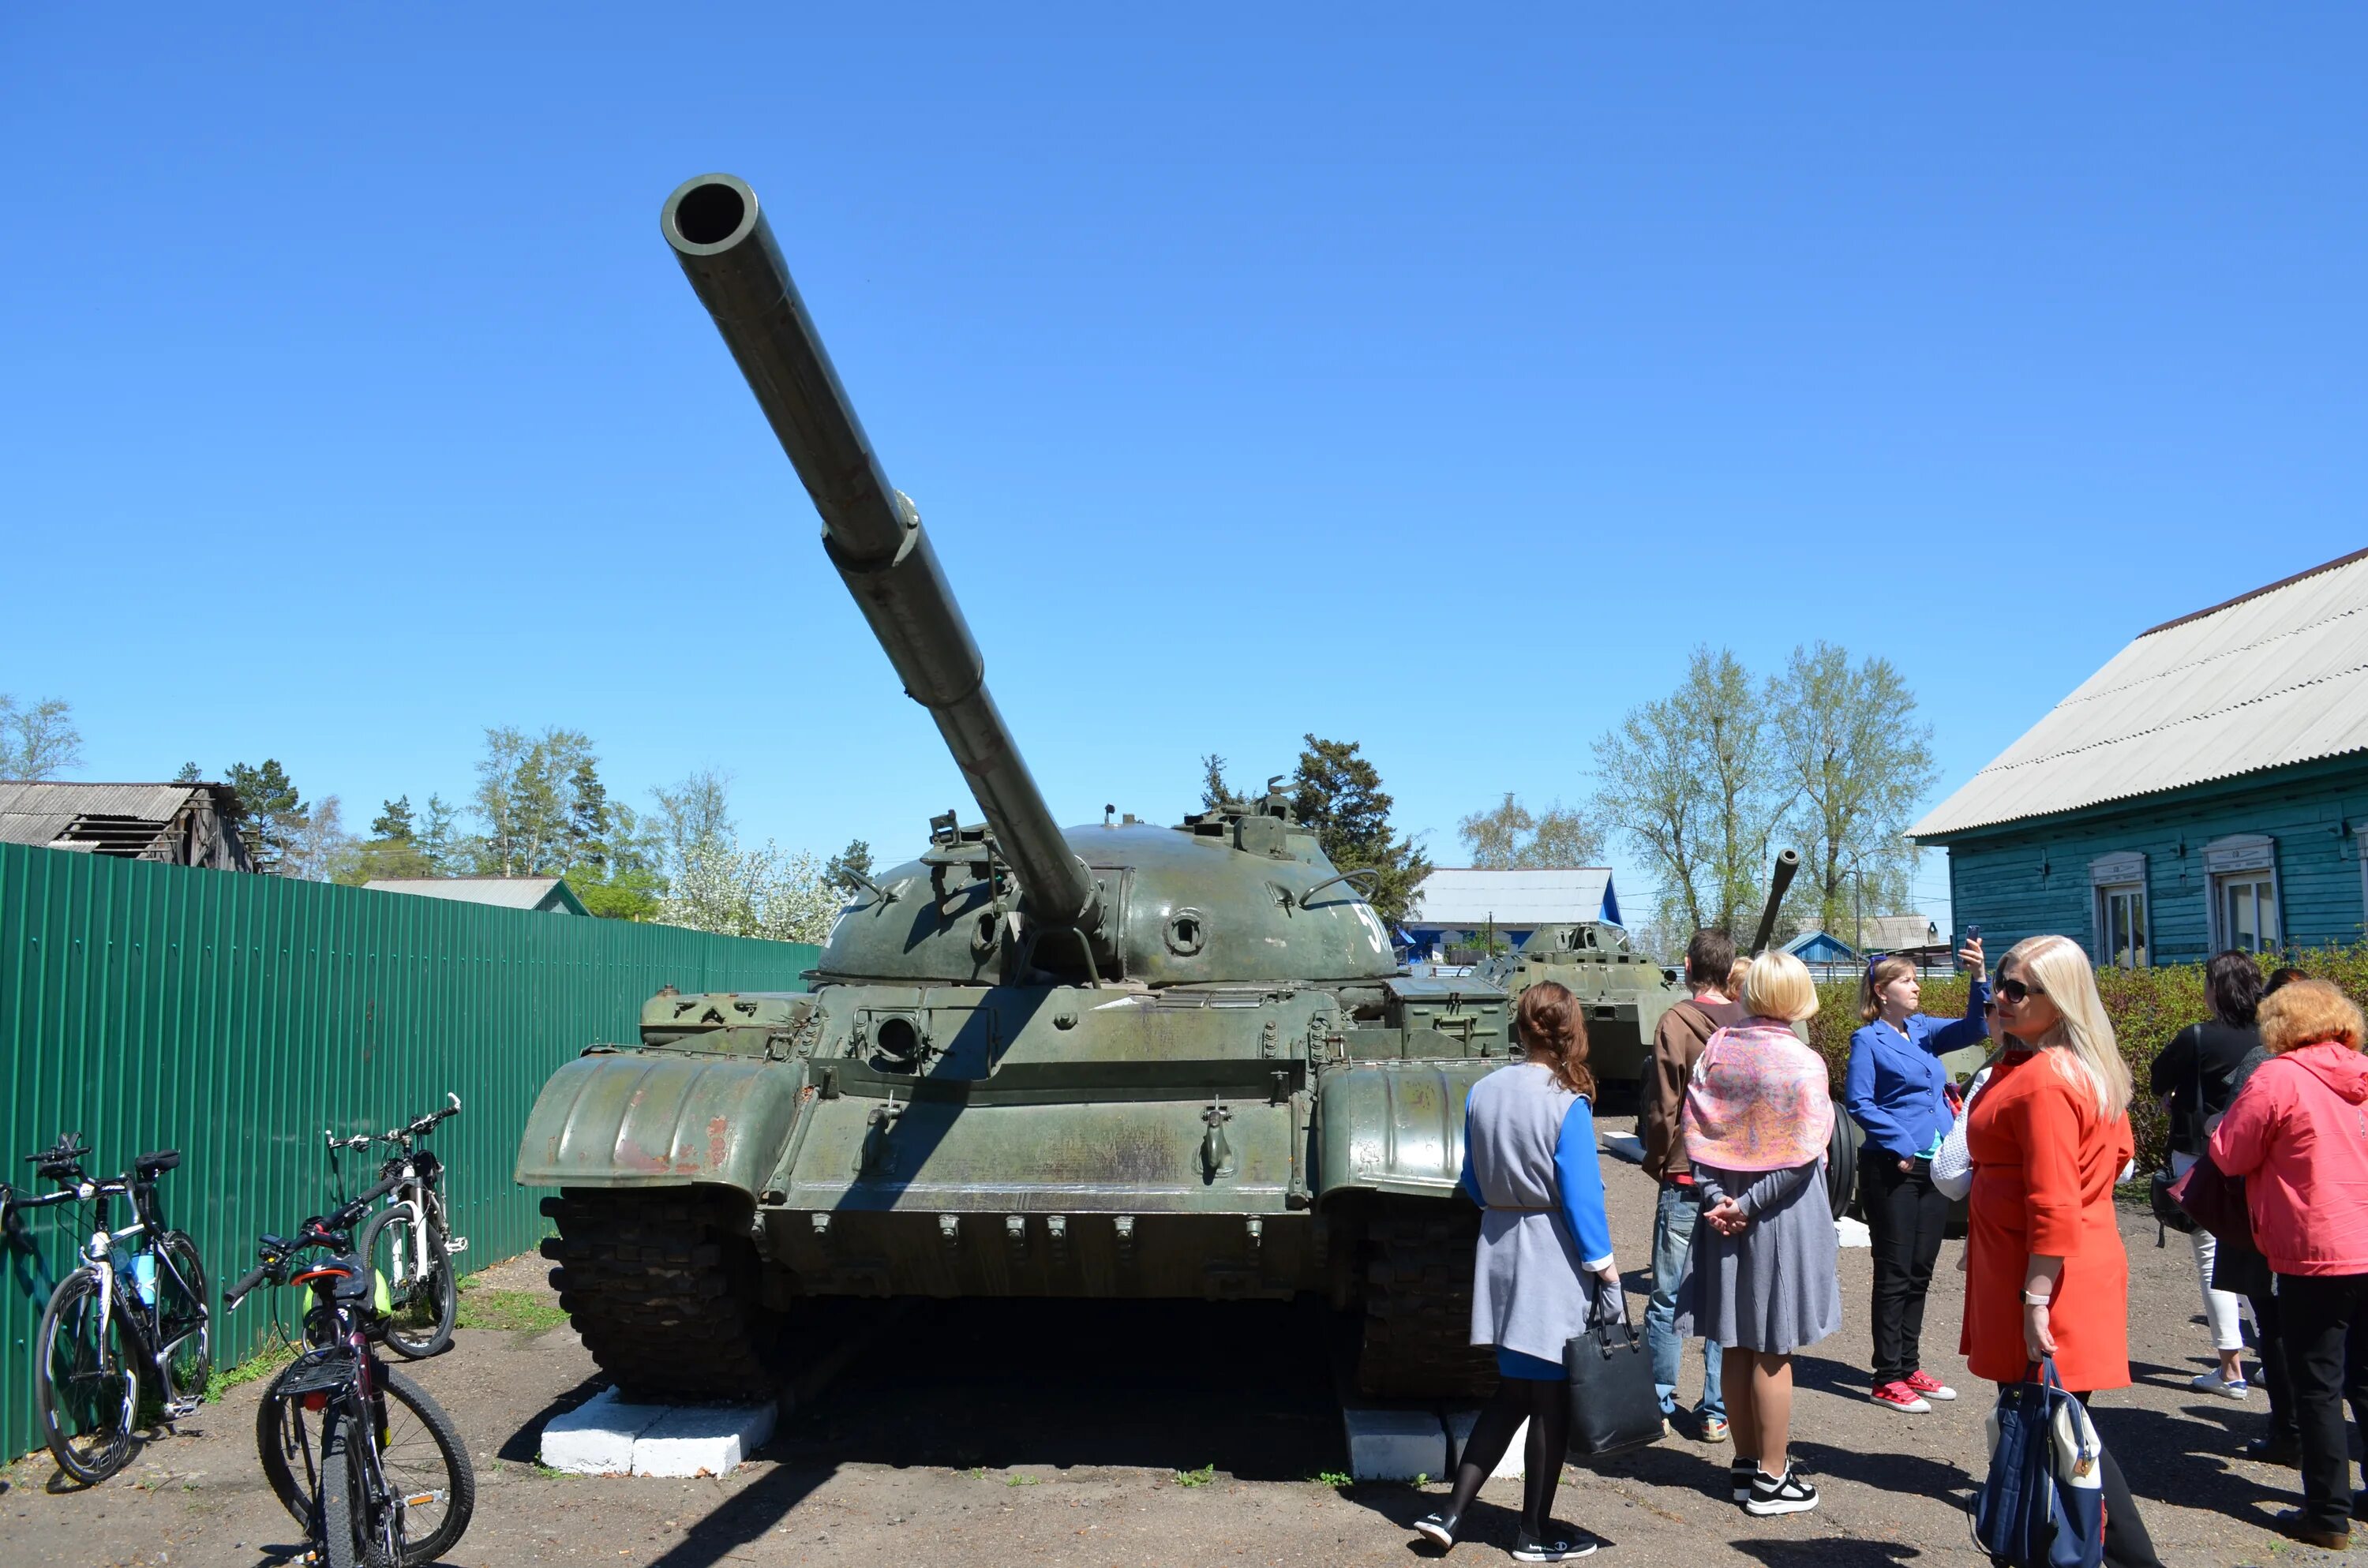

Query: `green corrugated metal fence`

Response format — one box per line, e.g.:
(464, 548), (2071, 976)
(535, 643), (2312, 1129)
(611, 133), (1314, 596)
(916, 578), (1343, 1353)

(0, 841), (817, 1464)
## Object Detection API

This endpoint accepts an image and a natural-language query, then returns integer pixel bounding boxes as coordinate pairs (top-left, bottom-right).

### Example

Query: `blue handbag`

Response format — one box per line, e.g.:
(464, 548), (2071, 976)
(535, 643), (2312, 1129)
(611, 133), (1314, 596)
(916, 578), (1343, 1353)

(1969, 1358), (2105, 1568)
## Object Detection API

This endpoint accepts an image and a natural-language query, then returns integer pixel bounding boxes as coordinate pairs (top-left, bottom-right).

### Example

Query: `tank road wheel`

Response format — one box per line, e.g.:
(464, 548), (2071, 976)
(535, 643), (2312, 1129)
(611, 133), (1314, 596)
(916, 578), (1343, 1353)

(539, 1191), (791, 1401)
(1355, 1199), (1499, 1400)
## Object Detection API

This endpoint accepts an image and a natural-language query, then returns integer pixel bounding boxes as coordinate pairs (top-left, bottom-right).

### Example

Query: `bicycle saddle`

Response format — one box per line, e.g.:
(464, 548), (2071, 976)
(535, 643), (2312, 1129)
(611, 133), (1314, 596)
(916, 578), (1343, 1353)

(134, 1150), (181, 1174)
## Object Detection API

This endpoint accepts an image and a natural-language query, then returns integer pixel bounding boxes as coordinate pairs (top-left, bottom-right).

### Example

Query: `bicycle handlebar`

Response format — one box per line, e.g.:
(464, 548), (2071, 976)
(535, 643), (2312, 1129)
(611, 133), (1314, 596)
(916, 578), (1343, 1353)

(225, 1263), (272, 1309)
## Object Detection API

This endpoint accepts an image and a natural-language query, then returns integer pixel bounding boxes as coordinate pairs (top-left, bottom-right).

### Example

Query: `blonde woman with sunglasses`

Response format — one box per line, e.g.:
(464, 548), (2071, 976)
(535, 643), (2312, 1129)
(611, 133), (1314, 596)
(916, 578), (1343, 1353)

(1960, 935), (2160, 1568)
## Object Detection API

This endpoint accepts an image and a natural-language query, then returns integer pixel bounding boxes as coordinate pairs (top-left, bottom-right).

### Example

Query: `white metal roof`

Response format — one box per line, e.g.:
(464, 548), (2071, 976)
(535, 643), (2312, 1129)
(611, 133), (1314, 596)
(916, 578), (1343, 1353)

(365, 877), (579, 911)
(1403, 867), (1617, 927)
(1911, 549), (2368, 839)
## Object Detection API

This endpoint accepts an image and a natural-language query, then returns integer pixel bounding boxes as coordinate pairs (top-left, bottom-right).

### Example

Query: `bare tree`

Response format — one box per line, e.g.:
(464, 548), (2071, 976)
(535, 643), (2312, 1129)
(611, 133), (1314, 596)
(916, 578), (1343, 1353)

(1458, 794), (1606, 868)
(1591, 647), (1791, 937)
(1770, 642), (1938, 944)
(0, 694), (84, 780)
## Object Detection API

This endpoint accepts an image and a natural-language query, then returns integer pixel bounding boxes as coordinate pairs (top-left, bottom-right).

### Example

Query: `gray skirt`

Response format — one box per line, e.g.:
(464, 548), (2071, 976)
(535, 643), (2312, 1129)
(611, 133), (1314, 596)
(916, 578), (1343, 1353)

(1674, 1160), (1842, 1355)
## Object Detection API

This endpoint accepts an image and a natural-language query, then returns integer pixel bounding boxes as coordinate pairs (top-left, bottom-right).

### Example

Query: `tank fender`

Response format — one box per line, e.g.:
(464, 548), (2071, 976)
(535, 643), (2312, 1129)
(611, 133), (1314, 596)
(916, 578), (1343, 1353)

(1313, 1061), (1496, 1203)
(515, 1050), (804, 1198)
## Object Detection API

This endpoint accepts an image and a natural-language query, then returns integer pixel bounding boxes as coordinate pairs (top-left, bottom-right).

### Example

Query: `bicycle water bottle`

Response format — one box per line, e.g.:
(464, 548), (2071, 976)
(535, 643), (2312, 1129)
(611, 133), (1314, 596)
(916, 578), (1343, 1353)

(129, 1248), (157, 1308)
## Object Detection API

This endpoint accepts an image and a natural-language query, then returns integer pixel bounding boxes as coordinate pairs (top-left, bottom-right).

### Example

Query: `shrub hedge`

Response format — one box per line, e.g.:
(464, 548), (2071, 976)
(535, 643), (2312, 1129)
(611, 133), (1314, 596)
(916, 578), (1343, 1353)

(1808, 944), (2368, 1177)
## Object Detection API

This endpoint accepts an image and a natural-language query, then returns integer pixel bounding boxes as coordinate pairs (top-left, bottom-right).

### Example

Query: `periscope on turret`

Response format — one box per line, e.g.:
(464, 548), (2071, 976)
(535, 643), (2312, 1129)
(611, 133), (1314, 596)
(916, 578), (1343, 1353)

(515, 174), (1516, 1401)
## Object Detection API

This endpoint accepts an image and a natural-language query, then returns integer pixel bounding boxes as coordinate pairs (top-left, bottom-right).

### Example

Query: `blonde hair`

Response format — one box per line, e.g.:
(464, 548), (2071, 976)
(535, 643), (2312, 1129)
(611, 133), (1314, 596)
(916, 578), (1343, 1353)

(1999, 934), (2131, 1119)
(1860, 955), (1918, 1023)
(1727, 957), (1752, 997)
(2259, 979), (2366, 1055)
(1740, 951), (1820, 1023)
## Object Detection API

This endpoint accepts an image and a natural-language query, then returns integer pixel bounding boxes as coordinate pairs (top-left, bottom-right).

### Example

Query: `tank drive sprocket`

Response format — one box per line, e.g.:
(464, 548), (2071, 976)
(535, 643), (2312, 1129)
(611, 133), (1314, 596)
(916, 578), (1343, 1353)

(540, 1191), (791, 1399)
(1357, 1199), (1499, 1399)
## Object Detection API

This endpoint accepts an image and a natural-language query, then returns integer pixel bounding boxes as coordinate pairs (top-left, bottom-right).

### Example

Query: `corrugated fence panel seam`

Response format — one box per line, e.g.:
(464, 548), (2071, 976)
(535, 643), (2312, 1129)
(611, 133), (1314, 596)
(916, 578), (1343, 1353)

(0, 842), (816, 1463)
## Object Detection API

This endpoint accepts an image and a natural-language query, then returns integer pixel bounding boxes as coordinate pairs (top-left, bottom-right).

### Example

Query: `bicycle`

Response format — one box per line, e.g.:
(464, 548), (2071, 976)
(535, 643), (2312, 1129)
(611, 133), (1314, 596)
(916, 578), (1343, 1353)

(327, 1093), (466, 1360)
(227, 1188), (474, 1568)
(0, 1133), (212, 1485)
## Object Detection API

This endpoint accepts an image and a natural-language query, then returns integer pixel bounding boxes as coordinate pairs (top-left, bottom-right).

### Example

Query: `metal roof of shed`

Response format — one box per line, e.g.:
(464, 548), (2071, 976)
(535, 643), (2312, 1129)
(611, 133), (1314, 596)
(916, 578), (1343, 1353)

(1403, 867), (1619, 927)
(364, 877), (588, 915)
(1910, 548), (2368, 840)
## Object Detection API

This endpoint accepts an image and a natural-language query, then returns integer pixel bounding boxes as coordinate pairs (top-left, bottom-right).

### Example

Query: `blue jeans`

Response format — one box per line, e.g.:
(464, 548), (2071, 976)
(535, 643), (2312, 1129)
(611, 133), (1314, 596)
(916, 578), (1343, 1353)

(1647, 1179), (1724, 1420)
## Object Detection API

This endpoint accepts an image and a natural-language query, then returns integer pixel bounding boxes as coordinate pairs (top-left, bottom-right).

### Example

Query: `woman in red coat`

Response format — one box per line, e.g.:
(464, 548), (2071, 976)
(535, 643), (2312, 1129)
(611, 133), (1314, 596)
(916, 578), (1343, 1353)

(1962, 934), (2160, 1568)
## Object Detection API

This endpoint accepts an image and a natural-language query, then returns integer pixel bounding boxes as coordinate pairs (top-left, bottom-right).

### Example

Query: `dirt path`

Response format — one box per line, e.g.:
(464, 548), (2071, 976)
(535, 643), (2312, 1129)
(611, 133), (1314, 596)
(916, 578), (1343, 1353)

(1, 1130), (2344, 1566)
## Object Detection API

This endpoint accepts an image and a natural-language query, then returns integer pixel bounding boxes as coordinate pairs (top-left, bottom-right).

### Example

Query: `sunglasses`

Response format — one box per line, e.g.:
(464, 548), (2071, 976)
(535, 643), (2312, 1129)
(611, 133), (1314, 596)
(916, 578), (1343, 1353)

(1987, 977), (2047, 1005)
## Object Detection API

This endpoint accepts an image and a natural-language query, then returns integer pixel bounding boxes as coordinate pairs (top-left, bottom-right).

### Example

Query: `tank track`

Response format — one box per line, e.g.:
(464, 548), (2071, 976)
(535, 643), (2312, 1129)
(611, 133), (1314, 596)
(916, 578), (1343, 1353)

(1356, 1199), (1499, 1399)
(540, 1190), (791, 1400)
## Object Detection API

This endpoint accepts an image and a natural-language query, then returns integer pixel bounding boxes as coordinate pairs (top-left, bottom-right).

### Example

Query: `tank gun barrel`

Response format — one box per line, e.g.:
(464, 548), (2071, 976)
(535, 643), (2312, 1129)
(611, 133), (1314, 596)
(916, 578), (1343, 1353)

(661, 174), (1099, 934)
(1748, 848), (1801, 956)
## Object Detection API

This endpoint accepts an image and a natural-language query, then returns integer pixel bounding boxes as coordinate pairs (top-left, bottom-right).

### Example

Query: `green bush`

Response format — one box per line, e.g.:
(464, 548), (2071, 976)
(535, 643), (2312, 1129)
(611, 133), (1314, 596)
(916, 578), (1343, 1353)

(1809, 945), (2368, 1177)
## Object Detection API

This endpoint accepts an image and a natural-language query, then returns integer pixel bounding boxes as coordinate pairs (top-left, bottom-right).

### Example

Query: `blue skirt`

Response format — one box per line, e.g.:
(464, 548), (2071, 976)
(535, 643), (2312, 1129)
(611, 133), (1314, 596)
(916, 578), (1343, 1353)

(1497, 1347), (1562, 1380)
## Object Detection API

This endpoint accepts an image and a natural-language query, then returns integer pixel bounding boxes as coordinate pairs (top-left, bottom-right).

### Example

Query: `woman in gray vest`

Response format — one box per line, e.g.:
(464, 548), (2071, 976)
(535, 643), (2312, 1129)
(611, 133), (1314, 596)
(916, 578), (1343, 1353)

(1414, 981), (1617, 1562)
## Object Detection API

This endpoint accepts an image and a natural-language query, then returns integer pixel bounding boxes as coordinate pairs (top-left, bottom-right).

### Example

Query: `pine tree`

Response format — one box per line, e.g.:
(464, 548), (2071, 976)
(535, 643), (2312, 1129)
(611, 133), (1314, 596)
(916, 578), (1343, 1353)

(372, 795), (417, 843)
(826, 839), (875, 893)
(225, 760), (303, 874)
(568, 761), (611, 873)
(1289, 735), (1430, 926)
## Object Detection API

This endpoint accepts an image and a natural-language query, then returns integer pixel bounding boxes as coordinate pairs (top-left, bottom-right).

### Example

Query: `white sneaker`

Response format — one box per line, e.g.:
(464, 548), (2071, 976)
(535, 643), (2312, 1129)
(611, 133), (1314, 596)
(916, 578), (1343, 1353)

(2191, 1370), (2252, 1400)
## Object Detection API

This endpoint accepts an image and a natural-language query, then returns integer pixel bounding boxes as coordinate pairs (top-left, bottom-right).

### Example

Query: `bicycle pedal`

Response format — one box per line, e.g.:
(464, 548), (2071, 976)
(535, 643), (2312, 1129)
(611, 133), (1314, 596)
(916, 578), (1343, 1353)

(163, 1397), (200, 1420)
(445, 1237), (467, 1255)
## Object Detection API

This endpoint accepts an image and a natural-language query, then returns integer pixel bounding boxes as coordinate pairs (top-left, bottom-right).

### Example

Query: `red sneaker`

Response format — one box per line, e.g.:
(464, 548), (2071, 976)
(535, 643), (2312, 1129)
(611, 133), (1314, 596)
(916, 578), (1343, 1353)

(1905, 1369), (1958, 1401)
(1871, 1380), (1931, 1413)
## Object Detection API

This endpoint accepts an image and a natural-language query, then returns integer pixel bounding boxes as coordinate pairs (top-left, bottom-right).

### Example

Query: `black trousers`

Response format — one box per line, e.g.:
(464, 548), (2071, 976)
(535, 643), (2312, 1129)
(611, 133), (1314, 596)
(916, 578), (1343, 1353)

(2246, 1285), (2301, 1443)
(1860, 1147), (1950, 1385)
(2273, 1272), (2368, 1533)
(2066, 1393), (2164, 1568)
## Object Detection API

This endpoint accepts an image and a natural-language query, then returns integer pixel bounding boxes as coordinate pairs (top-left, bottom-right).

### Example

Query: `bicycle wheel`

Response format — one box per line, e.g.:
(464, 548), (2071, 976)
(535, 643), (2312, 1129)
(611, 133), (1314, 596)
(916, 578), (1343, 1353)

(362, 1203), (455, 1360)
(260, 1365), (474, 1565)
(319, 1413), (364, 1568)
(153, 1230), (213, 1405)
(35, 1269), (140, 1484)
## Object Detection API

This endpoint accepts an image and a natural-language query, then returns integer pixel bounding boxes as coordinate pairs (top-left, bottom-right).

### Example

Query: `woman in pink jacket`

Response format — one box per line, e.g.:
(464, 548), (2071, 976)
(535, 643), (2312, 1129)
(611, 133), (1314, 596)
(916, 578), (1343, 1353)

(2208, 979), (2368, 1549)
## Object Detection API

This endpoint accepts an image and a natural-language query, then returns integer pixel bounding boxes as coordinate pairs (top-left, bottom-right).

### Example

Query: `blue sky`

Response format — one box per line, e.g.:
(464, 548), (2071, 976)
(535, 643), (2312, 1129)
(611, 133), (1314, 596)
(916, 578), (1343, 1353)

(4, 8), (2361, 930)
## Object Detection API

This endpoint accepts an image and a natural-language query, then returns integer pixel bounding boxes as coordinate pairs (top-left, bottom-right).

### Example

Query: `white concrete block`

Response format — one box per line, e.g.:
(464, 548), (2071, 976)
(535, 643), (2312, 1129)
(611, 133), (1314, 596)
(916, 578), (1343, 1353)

(1343, 1406), (1447, 1482)
(1835, 1215), (1872, 1249)
(1444, 1410), (1527, 1479)
(1602, 1134), (1647, 1166)
(630, 1401), (777, 1478)
(539, 1388), (668, 1475)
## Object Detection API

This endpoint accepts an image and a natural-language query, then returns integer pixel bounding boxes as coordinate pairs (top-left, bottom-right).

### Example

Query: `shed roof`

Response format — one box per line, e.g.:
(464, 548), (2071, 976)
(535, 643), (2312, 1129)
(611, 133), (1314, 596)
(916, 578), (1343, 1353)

(364, 877), (589, 915)
(1403, 867), (1619, 928)
(0, 781), (235, 852)
(1910, 549), (2368, 840)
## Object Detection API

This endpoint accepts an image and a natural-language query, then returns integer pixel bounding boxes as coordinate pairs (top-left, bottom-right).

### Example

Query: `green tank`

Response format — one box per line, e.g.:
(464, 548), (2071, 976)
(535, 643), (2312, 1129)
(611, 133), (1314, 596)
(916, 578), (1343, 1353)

(515, 174), (1505, 1401)
(1475, 924), (1685, 1104)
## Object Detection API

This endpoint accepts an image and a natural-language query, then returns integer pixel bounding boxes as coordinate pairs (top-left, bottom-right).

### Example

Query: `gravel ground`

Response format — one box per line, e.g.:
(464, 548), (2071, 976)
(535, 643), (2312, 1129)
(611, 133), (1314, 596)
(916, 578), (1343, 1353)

(2, 1125), (2353, 1567)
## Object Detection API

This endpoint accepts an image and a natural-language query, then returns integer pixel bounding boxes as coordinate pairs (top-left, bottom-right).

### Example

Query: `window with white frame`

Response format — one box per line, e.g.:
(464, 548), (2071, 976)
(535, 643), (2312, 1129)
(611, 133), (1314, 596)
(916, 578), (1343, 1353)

(2088, 851), (2149, 968)
(2204, 834), (2280, 955)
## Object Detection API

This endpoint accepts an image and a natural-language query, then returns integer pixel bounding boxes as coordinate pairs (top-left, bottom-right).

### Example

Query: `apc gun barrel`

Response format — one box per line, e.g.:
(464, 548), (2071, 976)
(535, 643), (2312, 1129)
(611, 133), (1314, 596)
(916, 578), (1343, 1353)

(1748, 848), (1801, 956)
(661, 174), (1098, 932)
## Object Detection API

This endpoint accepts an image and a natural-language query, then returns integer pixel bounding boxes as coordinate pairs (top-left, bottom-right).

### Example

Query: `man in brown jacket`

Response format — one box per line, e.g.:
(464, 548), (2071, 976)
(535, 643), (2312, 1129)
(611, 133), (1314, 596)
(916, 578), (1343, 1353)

(1641, 930), (1744, 1440)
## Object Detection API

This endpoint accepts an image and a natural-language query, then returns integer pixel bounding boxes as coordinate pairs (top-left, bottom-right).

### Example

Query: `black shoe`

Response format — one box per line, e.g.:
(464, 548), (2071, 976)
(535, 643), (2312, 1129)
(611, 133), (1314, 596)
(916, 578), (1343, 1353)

(2273, 1509), (2350, 1549)
(1744, 1467), (1820, 1517)
(1412, 1512), (1459, 1550)
(2243, 1433), (2302, 1466)
(1729, 1457), (1755, 1502)
(1511, 1529), (1599, 1562)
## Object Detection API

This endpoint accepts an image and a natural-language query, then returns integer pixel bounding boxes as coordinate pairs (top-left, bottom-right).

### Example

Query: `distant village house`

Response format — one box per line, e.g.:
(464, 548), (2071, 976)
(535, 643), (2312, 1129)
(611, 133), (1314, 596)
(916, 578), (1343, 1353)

(0, 780), (254, 871)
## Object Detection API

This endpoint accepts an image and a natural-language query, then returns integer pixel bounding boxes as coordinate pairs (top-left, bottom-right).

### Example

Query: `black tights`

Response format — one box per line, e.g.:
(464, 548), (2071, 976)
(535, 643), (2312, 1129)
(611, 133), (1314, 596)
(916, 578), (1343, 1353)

(1444, 1375), (1570, 1538)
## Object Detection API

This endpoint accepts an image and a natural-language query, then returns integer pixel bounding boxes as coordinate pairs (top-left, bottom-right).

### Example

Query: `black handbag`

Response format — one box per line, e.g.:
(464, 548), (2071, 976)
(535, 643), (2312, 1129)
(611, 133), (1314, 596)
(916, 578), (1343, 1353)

(1561, 1278), (1664, 1460)
(2169, 1153), (2250, 1244)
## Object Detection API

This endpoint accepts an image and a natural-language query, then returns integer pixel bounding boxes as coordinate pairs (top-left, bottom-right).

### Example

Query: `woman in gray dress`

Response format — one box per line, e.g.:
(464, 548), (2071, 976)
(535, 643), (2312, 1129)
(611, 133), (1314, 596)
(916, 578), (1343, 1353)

(1414, 980), (1618, 1562)
(1677, 950), (1841, 1517)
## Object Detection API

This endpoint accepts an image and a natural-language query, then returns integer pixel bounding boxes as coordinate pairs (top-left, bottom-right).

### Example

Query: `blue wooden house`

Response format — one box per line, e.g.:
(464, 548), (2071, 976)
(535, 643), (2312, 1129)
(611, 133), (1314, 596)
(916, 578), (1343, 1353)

(1910, 549), (2368, 967)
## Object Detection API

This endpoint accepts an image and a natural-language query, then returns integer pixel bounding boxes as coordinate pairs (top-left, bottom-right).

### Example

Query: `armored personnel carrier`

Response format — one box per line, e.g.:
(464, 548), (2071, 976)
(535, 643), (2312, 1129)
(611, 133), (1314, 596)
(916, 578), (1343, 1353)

(1476, 923), (1684, 1105)
(516, 174), (1507, 1401)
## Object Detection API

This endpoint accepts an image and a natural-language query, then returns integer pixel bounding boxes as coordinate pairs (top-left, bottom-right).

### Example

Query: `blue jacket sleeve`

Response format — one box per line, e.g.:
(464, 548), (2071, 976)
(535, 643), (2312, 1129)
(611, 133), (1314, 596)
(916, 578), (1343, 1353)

(1554, 1098), (1615, 1270)
(1845, 1027), (1916, 1159)
(1457, 1099), (1481, 1207)
(1917, 977), (1991, 1056)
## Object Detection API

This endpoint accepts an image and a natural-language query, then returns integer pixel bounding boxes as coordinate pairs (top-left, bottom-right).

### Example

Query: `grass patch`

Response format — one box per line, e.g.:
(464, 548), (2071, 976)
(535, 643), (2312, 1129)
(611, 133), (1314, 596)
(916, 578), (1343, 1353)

(455, 1276), (569, 1334)
(1006, 1473), (1040, 1487)
(204, 1342), (297, 1404)
(1174, 1463), (1216, 1488)
(1313, 1470), (1353, 1488)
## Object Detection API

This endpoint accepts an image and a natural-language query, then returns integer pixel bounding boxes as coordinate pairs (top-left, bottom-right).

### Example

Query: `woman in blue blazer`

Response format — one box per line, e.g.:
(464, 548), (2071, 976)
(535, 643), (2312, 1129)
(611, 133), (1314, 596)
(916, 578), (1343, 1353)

(1845, 937), (1987, 1413)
